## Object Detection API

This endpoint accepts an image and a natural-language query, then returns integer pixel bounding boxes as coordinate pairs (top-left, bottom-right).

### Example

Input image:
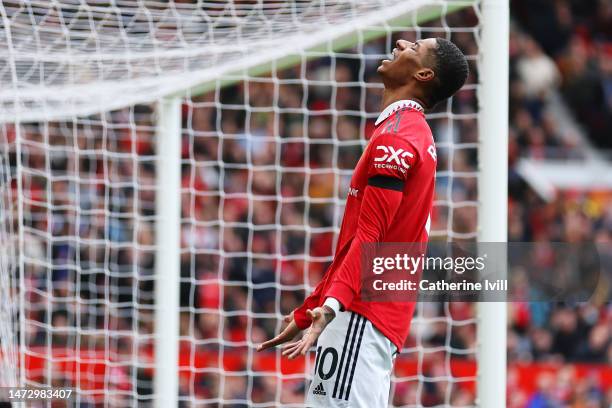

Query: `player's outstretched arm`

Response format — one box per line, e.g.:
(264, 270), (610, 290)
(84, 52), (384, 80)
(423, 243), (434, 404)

(325, 181), (404, 309)
(324, 132), (415, 309)
(256, 312), (301, 352)
(274, 178), (405, 359)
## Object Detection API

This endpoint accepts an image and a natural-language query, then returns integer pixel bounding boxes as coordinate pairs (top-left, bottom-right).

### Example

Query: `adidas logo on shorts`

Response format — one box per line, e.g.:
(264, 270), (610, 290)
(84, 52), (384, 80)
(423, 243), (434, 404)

(313, 382), (326, 396)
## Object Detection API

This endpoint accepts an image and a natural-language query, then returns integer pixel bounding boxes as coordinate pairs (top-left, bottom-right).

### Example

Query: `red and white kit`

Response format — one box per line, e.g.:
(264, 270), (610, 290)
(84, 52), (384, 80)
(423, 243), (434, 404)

(298, 100), (437, 407)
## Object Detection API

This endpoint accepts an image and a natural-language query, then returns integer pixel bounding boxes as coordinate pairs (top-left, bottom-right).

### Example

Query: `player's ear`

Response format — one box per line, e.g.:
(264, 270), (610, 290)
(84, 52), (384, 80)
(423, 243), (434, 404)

(415, 68), (434, 82)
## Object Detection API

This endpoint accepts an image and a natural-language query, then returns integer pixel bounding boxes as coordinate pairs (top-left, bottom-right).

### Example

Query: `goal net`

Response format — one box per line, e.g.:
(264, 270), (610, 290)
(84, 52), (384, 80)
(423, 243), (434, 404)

(0, 0), (500, 406)
(0, 126), (18, 389)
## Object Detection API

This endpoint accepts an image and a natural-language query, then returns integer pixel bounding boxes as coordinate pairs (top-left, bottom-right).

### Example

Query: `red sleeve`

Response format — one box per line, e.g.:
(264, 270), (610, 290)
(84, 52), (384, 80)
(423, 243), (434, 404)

(323, 183), (403, 309)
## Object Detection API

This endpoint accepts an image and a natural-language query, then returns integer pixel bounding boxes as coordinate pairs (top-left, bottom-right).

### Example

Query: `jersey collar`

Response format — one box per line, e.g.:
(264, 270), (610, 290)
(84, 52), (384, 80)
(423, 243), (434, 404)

(375, 99), (424, 127)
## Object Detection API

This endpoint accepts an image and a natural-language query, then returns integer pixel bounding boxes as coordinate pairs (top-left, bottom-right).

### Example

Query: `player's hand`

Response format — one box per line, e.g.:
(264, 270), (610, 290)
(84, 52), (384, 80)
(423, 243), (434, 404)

(256, 312), (301, 352)
(281, 306), (335, 360)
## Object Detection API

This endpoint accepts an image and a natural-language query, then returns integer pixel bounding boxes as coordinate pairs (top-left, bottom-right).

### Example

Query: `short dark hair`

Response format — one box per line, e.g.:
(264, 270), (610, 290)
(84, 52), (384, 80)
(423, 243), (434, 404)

(427, 38), (469, 107)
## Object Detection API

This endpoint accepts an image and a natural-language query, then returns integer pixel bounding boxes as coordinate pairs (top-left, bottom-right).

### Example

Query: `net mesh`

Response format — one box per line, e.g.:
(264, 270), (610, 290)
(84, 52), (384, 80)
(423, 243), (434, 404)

(0, 125), (18, 388)
(1, 0), (466, 122)
(1, 0), (482, 406)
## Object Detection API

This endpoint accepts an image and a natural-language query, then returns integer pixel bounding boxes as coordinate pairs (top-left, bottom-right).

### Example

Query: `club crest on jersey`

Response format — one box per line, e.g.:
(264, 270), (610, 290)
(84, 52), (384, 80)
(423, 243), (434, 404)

(373, 145), (413, 173)
(348, 187), (359, 198)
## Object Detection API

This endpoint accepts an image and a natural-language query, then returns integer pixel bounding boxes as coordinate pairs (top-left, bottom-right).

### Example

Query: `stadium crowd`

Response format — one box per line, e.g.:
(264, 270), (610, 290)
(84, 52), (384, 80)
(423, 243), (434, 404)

(6, 0), (610, 407)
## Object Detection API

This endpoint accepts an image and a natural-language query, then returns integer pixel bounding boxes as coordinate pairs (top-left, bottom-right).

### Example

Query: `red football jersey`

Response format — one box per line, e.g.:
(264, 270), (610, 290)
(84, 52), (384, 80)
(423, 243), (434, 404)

(294, 100), (437, 350)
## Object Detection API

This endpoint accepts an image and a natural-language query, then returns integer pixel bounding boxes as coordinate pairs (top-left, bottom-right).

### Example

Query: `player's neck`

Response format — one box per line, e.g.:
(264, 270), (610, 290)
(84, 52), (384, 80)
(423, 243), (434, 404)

(380, 87), (426, 112)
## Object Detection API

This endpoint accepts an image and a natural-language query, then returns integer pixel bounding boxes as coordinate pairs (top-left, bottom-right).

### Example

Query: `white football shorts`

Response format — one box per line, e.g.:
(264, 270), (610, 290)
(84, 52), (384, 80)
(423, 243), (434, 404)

(305, 311), (398, 408)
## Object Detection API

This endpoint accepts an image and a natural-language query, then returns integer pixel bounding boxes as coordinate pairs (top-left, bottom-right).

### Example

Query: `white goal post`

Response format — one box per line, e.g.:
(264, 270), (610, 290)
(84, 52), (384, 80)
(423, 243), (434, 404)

(0, 0), (508, 406)
(477, 0), (509, 407)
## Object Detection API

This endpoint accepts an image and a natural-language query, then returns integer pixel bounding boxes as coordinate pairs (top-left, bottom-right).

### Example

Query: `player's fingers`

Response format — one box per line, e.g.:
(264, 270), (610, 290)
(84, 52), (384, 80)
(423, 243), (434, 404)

(299, 337), (314, 356)
(281, 340), (301, 350)
(295, 337), (314, 358)
(282, 341), (302, 356)
(283, 312), (294, 323)
(282, 344), (300, 356)
(287, 331), (313, 359)
(257, 321), (299, 351)
(257, 331), (289, 351)
(257, 336), (283, 352)
(288, 342), (306, 359)
(287, 333), (309, 359)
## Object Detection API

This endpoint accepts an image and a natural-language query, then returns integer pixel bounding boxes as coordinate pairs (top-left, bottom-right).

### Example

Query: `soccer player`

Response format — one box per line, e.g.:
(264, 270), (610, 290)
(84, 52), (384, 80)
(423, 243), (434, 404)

(257, 37), (469, 407)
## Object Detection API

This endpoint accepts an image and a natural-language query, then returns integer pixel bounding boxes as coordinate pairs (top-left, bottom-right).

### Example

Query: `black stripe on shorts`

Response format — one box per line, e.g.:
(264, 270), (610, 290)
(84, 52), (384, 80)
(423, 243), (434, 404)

(332, 312), (356, 398)
(337, 314), (364, 400)
(344, 317), (367, 400)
